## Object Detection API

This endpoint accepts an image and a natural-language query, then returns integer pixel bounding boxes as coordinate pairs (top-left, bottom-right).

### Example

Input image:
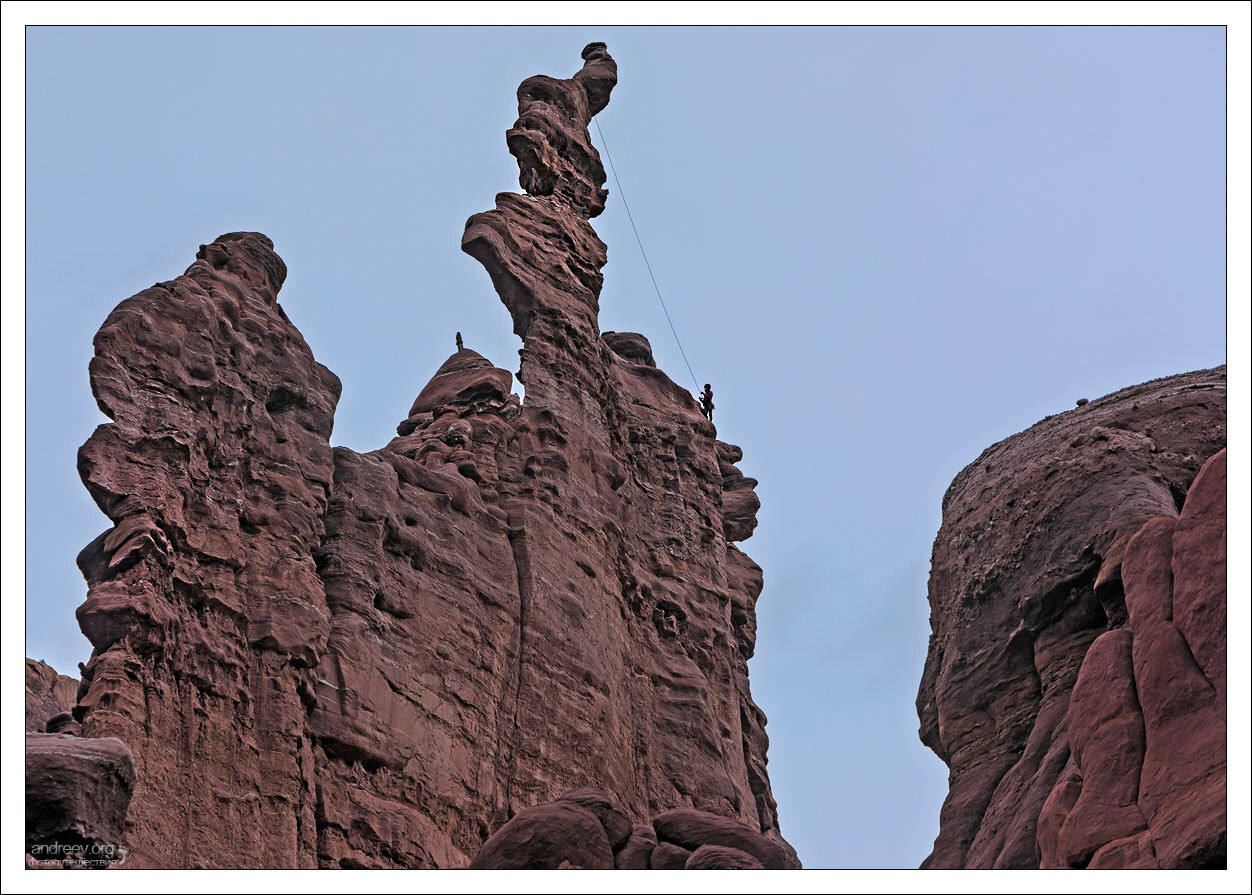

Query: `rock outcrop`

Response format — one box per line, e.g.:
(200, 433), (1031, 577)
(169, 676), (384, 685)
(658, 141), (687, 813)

(468, 788), (796, 869)
(25, 659), (79, 733)
(918, 368), (1227, 869)
(48, 43), (794, 869)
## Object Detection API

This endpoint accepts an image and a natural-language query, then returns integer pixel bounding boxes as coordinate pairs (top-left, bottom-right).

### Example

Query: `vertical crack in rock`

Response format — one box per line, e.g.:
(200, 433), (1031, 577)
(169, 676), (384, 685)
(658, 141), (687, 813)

(502, 514), (534, 815)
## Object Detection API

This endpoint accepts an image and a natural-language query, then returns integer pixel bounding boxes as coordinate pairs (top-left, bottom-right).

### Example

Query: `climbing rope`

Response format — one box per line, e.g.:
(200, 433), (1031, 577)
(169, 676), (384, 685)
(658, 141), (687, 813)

(594, 119), (702, 395)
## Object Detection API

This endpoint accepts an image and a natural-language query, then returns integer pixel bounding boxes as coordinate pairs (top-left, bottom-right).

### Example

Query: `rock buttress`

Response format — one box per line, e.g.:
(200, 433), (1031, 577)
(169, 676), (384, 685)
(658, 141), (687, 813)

(74, 232), (341, 868)
(917, 367), (1226, 868)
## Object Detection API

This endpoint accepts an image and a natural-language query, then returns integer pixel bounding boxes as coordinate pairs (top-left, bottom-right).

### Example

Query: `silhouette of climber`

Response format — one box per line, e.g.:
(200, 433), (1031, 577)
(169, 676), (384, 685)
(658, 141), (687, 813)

(699, 383), (714, 421)
(455, 331), (464, 350)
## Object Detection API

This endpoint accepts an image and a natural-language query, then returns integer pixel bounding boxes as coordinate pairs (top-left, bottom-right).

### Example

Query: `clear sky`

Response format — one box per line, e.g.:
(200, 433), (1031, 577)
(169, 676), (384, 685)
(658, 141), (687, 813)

(24, 25), (1226, 868)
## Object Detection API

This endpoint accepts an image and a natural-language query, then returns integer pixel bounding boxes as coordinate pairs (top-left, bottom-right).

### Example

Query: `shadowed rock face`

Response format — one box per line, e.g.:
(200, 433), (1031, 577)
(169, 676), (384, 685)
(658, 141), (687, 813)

(918, 368), (1226, 869)
(59, 44), (790, 869)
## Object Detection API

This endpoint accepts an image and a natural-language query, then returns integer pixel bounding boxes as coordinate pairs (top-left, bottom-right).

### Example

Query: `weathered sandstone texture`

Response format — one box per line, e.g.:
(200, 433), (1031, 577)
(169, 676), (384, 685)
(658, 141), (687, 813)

(52, 43), (795, 869)
(918, 368), (1227, 868)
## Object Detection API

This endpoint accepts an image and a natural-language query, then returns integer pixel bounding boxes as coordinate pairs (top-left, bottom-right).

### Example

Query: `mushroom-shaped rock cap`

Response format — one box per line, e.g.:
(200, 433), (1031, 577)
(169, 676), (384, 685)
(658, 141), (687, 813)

(508, 43), (617, 217)
(407, 348), (513, 417)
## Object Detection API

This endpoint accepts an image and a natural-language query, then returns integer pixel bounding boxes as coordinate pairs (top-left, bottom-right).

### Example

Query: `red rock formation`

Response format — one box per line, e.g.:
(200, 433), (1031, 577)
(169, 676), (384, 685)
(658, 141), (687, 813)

(1042, 449), (1227, 869)
(918, 369), (1226, 868)
(56, 43), (795, 869)
(73, 231), (342, 868)
(615, 823), (659, 868)
(468, 788), (792, 869)
(25, 659), (79, 733)
(469, 799), (619, 870)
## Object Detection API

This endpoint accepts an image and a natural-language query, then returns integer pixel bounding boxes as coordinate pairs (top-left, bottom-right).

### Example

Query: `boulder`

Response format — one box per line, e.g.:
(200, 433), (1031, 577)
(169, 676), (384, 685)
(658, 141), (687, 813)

(26, 733), (135, 868)
(469, 803), (613, 870)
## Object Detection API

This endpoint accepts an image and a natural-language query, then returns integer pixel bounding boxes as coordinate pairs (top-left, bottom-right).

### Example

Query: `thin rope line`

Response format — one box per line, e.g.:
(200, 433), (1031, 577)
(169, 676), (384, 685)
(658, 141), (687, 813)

(594, 118), (701, 394)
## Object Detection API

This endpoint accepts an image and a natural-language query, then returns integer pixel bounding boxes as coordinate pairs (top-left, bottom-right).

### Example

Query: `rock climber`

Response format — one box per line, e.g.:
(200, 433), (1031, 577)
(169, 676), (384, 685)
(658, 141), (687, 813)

(456, 331), (464, 350)
(699, 383), (714, 421)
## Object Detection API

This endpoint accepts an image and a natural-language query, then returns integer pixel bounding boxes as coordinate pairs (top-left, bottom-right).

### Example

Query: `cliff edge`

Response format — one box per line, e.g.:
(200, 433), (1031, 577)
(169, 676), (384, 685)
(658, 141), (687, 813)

(918, 367), (1227, 868)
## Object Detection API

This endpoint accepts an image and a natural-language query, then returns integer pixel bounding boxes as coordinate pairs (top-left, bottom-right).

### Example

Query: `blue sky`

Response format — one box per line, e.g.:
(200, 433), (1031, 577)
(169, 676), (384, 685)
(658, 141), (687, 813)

(24, 26), (1226, 868)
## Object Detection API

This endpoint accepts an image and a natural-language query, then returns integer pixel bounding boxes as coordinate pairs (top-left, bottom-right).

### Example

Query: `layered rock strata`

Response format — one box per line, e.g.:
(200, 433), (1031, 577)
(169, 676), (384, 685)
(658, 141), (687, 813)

(73, 230), (341, 868)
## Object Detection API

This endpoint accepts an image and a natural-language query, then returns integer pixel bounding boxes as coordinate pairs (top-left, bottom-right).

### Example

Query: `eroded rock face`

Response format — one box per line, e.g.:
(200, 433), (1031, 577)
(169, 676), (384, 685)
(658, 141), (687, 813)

(74, 231), (342, 868)
(60, 44), (791, 869)
(918, 368), (1226, 869)
(1042, 449), (1227, 869)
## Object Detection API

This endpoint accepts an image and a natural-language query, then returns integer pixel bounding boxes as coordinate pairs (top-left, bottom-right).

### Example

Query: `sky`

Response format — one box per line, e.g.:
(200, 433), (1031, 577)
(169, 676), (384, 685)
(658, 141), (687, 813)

(23, 25), (1226, 869)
